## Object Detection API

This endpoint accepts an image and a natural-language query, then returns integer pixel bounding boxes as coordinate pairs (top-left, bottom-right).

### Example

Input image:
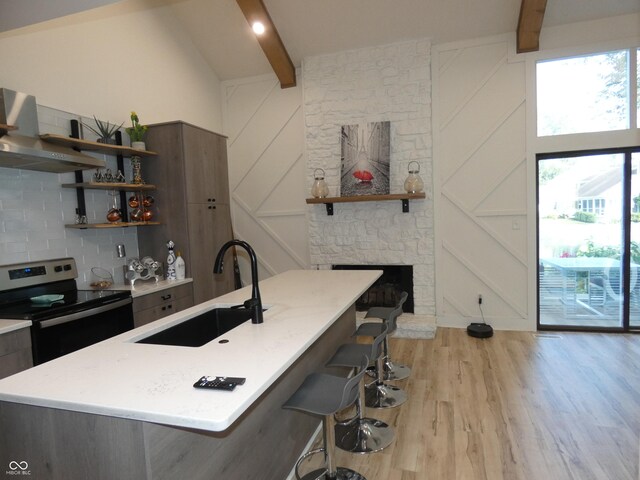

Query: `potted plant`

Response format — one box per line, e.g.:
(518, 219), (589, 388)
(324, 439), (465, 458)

(82, 116), (123, 144)
(125, 111), (148, 150)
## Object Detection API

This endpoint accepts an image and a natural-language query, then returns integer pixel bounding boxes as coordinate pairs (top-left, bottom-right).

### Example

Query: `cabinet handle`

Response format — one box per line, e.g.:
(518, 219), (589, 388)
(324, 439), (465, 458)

(167, 304), (172, 309)
(161, 294), (172, 301)
(161, 305), (173, 311)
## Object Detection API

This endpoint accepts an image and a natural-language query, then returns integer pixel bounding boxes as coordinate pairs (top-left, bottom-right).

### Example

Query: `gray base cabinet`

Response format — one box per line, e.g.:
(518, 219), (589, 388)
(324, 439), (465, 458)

(137, 122), (235, 305)
(133, 283), (194, 328)
(0, 328), (32, 379)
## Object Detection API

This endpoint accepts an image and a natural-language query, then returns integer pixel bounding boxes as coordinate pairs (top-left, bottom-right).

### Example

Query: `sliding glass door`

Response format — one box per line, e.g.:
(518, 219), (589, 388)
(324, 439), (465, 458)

(538, 149), (639, 330)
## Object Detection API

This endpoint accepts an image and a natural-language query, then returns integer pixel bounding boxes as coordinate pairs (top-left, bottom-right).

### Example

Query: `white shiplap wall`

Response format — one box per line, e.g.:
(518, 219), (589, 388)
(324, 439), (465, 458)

(434, 34), (529, 330)
(222, 74), (310, 280)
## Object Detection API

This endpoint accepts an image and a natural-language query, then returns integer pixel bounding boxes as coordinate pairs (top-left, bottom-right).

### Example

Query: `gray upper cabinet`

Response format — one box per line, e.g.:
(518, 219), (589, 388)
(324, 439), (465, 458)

(137, 122), (235, 305)
(182, 126), (230, 205)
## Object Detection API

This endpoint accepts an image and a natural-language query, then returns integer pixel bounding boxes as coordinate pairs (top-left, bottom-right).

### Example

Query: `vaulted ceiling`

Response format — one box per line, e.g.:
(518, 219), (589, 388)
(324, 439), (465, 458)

(1, 0), (638, 81)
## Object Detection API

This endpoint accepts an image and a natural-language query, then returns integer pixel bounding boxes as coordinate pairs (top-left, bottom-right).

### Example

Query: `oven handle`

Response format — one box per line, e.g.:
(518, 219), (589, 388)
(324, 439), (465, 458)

(39, 298), (133, 329)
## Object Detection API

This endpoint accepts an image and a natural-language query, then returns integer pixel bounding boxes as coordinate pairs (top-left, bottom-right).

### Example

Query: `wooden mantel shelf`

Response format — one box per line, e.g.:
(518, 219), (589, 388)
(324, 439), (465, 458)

(306, 192), (426, 215)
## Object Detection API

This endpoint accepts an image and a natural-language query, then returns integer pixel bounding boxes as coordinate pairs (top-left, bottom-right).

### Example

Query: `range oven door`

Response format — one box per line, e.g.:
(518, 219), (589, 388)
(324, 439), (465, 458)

(31, 297), (134, 365)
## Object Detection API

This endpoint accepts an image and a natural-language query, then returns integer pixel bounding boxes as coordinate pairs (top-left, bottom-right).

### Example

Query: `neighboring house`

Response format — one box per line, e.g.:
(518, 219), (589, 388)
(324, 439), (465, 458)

(540, 165), (640, 223)
(575, 168), (621, 221)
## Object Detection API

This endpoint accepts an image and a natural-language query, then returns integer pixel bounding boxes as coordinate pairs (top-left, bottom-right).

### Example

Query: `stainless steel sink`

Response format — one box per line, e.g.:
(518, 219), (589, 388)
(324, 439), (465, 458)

(135, 307), (256, 347)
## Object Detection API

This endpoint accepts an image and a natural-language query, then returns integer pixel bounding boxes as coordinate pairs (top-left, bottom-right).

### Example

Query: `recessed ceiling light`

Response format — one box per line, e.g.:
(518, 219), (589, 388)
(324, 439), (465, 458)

(252, 21), (265, 35)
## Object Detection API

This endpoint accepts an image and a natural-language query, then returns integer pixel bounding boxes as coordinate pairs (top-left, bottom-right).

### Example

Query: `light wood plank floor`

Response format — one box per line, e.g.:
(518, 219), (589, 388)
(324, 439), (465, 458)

(329, 327), (640, 480)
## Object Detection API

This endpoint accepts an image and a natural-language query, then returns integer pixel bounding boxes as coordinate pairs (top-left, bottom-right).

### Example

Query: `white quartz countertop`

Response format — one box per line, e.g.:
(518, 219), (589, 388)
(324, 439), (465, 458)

(0, 319), (31, 335)
(113, 278), (193, 298)
(0, 270), (380, 432)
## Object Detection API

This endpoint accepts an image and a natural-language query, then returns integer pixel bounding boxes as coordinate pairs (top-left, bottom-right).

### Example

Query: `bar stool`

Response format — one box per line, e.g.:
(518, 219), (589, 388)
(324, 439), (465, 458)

(326, 323), (394, 454)
(355, 322), (408, 409)
(364, 291), (411, 381)
(283, 354), (369, 480)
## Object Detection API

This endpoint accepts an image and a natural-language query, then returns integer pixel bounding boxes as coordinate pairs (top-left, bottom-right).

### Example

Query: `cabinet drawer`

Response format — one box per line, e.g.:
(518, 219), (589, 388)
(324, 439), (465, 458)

(134, 292), (195, 328)
(132, 283), (193, 313)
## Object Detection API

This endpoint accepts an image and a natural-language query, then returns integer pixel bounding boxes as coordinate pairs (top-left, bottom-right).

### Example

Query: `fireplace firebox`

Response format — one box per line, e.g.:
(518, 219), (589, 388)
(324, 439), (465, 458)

(332, 265), (414, 313)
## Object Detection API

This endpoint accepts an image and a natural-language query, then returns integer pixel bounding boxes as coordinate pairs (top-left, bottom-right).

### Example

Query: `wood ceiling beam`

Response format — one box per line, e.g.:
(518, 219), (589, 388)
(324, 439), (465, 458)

(517, 0), (547, 53)
(235, 0), (296, 88)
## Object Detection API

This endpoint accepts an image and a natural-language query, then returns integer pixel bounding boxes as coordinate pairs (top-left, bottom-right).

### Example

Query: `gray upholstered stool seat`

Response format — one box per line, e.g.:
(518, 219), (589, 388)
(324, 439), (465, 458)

(353, 322), (408, 409)
(326, 324), (394, 454)
(364, 291), (411, 381)
(283, 355), (369, 480)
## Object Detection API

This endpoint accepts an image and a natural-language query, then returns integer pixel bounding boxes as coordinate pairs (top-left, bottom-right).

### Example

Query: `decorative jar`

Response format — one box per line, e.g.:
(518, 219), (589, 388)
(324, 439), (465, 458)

(404, 161), (424, 194)
(311, 168), (329, 198)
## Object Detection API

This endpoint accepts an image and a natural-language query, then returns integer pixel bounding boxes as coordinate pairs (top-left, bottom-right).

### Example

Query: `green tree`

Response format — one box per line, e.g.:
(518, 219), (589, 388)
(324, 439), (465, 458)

(600, 51), (628, 123)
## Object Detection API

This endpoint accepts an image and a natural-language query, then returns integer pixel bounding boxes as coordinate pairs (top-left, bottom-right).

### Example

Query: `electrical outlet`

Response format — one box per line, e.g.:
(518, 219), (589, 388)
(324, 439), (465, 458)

(478, 294), (483, 305)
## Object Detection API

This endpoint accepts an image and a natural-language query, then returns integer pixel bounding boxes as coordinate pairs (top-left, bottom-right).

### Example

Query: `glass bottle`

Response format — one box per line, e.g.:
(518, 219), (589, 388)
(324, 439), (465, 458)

(106, 191), (121, 223)
(311, 168), (330, 198)
(404, 161), (424, 193)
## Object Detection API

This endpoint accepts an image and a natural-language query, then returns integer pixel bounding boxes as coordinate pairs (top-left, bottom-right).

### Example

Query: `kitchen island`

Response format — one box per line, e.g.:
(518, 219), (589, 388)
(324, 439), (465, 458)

(0, 269), (380, 480)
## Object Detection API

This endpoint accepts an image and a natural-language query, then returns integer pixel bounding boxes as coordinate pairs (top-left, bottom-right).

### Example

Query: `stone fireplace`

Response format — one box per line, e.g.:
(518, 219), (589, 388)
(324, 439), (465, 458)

(303, 39), (435, 318)
(333, 265), (414, 313)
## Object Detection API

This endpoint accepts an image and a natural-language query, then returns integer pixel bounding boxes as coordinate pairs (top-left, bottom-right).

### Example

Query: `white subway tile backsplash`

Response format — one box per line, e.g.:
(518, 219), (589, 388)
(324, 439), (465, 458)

(0, 104), (140, 282)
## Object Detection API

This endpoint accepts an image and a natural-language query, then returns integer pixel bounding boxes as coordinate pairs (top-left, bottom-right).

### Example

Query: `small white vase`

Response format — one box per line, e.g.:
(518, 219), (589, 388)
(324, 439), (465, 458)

(131, 141), (146, 151)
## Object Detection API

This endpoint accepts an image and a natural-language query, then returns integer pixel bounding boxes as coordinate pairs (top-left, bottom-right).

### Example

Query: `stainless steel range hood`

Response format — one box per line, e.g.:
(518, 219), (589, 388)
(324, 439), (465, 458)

(0, 88), (105, 173)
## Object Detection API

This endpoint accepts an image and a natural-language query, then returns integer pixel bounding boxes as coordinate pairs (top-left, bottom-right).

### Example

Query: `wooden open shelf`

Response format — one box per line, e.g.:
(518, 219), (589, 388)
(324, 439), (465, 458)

(0, 124), (17, 131)
(40, 134), (157, 157)
(65, 221), (160, 229)
(62, 182), (156, 191)
(306, 192), (426, 215)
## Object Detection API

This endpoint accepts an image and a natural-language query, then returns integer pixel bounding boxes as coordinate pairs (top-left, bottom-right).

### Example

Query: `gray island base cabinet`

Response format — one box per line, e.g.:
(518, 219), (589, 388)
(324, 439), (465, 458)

(0, 306), (355, 480)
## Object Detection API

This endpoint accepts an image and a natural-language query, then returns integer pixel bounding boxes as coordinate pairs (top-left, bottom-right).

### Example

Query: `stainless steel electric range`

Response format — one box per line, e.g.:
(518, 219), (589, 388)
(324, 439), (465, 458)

(0, 258), (134, 365)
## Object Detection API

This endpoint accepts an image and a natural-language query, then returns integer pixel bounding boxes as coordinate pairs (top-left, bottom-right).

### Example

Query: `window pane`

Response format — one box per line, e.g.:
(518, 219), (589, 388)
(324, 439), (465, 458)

(537, 51), (629, 136)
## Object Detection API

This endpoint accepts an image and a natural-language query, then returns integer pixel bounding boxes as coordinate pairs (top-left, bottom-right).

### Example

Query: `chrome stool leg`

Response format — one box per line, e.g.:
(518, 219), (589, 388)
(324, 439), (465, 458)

(334, 365), (394, 454)
(365, 349), (407, 409)
(296, 414), (367, 480)
(380, 335), (411, 381)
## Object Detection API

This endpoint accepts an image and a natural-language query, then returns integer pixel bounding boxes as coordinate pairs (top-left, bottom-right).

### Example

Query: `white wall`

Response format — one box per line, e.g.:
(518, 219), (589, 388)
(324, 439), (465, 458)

(222, 73), (309, 281)
(433, 34), (528, 330)
(0, 0), (223, 132)
(0, 0), (224, 286)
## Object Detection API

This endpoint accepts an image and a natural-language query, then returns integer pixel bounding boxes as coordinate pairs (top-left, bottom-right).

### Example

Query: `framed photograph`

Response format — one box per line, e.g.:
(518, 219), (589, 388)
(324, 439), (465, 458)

(340, 121), (390, 196)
